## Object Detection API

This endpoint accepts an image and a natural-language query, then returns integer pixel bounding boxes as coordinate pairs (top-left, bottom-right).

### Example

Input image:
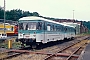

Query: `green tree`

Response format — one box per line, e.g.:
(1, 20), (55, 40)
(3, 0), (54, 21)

(82, 21), (90, 30)
(22, 11), (33, 17)
(0, 7), (4, 19)
(6, 9), (33, 21)
(32, 12), (39, 16)
(0, 8), (40, 21)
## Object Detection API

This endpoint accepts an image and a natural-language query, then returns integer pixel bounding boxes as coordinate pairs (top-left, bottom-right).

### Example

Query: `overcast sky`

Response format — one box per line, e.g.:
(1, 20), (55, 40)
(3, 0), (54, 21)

(0, 0), (90, 21)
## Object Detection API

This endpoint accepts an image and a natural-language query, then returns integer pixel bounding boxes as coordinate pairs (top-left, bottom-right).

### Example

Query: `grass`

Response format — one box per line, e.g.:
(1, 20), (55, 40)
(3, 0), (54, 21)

(0, 40), (21, 49)
(81, 31), (90, 35)
(12, 42), (21, 49)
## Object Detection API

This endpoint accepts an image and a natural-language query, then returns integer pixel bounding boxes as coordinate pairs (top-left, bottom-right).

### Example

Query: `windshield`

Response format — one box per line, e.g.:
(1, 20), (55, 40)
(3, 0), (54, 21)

(28, 22), (36, 30)
(36, 22), (42, 30)
(19, 22), (37, 30)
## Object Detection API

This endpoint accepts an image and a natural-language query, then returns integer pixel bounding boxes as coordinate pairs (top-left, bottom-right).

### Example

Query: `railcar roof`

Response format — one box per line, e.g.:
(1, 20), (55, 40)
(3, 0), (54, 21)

(19, 16), (74, 28)
(59, 23), (72, 27)
(62, 22), (81, 25)
(19, 16), (64, 26)
(19, 16), (48, 21)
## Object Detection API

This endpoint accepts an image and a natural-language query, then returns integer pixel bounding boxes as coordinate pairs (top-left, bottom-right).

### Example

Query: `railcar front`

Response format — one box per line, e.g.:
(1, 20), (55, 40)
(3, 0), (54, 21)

(18, 19), (47, 47)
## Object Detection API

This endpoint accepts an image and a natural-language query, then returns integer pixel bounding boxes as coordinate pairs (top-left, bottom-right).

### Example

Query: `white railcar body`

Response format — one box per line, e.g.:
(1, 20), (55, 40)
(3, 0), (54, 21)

(18, 16), (76, 46)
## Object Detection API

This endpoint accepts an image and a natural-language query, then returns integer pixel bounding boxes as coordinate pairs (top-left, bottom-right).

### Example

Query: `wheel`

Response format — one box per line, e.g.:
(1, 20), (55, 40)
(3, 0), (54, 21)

(21, 44), (25, 48)
(31, 44), (37, 49)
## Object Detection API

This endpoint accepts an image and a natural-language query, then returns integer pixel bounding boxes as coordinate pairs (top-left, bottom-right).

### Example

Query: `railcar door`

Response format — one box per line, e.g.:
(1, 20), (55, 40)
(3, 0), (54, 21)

(43, 21), (47, 43)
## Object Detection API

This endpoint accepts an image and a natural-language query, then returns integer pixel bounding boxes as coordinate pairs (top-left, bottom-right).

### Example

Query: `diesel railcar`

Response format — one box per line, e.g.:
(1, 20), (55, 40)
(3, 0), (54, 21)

(18, 16), (76, 47)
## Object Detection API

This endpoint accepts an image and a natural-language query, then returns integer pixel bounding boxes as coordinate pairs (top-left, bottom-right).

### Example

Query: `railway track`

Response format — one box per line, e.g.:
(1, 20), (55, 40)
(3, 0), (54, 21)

(0, 35), (90, 60)
(44, 40), (88, 60)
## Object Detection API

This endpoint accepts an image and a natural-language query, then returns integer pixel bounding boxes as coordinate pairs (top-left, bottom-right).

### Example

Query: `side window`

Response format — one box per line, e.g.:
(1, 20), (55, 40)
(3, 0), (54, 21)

(56, 25), (59, 31)
(47, 26), (50, 31)
(60, 26), (62, 31)
(65, 27), (67, 32)
(51, 25), (53, 31)
(62, 26), (64, 31)
(67, 28), (69, 32)
(54, 25), (56, 31)
(47, 24), (51, 31)
(37, 22), (42, 30)
(52, 25), (54, 31)
(57, 25), (60, 31)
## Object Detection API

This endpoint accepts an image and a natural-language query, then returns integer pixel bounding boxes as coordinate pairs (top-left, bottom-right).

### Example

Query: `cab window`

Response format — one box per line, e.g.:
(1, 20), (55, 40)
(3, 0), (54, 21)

(36, 22), (42, 30)
(28, 22), (36, 30)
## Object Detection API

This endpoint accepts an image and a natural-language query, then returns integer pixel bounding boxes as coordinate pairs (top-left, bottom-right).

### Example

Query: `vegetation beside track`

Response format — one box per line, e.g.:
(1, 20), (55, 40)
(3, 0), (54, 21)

(0, 38), (21, 49)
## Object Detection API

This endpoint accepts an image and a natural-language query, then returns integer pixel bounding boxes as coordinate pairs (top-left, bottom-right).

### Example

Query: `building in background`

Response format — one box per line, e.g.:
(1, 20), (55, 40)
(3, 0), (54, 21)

(52, 19), (89, 34)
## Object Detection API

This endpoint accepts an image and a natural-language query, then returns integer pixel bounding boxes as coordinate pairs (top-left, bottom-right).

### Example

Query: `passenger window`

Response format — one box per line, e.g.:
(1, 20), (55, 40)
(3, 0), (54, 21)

(56, 26), (58, 31)
(47, 24), (51, 31)
(52, 25), (54, 31)
(65, 28), (67, 32)
(47, 26), (50, 31)
(37, 22), (42, 30)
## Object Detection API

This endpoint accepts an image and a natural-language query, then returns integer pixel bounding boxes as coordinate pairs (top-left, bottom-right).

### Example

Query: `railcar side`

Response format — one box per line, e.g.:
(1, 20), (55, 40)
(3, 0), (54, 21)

(18, 16), (76, 47)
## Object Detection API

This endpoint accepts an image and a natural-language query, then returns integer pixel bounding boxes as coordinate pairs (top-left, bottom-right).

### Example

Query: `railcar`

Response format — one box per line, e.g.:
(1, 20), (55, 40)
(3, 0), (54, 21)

(0, 23), (18, 36)
(60, 23), (75, 39)
(18, 16), (76, 47)
(62, 22), (80, 34)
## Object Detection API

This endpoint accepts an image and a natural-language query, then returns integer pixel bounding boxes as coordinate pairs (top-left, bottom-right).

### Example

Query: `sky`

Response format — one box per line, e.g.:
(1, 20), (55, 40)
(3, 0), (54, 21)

(0, 0), (90, 21)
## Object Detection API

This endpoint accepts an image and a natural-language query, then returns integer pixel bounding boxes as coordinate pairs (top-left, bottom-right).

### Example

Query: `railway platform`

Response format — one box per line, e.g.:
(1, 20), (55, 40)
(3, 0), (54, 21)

(81, 42), (90, 60)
